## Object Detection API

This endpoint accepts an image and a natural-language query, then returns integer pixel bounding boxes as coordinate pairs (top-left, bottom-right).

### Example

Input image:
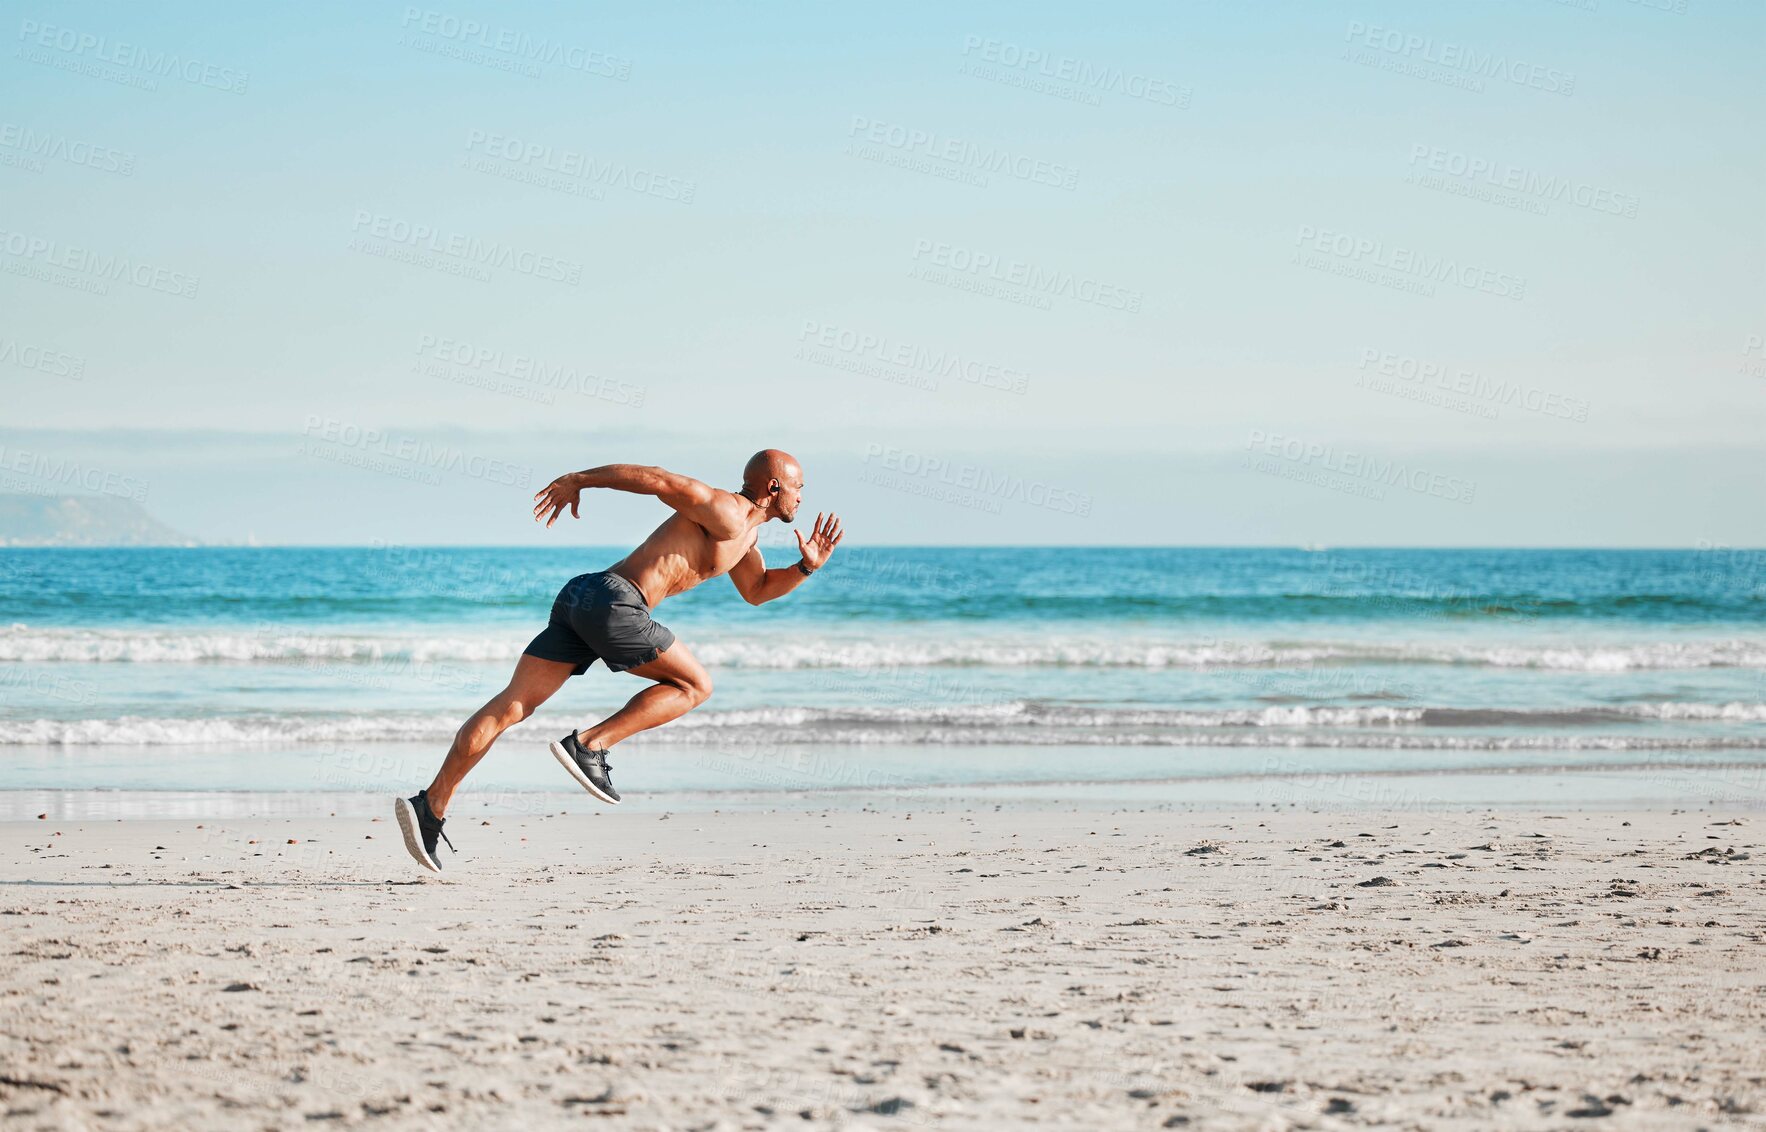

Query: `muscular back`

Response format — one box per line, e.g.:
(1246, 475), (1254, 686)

(609, 510), (757, 607)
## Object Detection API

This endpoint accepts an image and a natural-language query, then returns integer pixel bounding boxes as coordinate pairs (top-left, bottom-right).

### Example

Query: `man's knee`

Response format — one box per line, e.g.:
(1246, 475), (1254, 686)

(675, 673), (712, 707)
(473, 695), (530, 733)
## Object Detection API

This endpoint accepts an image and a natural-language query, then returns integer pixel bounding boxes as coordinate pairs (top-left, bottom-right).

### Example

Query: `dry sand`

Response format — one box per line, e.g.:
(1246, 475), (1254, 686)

(2, 805), (1762, 1130)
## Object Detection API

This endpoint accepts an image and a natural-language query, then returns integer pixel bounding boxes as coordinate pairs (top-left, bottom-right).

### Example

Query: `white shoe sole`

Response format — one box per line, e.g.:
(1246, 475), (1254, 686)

(550, 740), (622, 805)
(394, 797), (441, 873)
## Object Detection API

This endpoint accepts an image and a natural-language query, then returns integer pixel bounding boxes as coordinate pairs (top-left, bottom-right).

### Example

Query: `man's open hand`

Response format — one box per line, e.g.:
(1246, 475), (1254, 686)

(532, 475), (582, 528)
(795, 512), (844, 570)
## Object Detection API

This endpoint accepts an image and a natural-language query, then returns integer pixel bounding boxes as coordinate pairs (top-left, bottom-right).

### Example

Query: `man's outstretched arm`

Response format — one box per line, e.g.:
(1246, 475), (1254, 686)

(532, 464), (747, 536)
(728, 512), (845, 605)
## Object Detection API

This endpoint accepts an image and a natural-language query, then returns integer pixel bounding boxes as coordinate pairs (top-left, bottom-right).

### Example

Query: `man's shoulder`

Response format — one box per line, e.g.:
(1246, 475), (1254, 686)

(691, 490), (758, 541)
(702, 518), (759, 550)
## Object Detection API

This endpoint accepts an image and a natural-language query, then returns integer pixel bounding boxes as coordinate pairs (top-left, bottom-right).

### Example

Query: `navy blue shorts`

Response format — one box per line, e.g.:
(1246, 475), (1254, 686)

(523, 571), (675, 675)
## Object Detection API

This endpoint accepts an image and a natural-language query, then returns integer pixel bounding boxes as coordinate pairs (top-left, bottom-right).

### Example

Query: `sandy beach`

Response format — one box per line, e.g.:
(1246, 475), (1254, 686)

(2, 804), (1762, 1130)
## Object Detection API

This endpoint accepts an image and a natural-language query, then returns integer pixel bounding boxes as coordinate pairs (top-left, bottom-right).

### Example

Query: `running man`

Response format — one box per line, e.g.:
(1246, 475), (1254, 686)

(395, 449), (843, 871)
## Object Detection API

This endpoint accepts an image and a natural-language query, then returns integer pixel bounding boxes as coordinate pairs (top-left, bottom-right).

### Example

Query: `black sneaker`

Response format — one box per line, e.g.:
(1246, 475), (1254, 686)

(394, 789), (455, 872)
(549, 733), (622, 804)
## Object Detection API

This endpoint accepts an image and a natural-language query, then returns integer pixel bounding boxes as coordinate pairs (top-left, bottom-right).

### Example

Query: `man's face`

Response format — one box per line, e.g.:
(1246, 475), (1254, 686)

(776, 470), (804, 522)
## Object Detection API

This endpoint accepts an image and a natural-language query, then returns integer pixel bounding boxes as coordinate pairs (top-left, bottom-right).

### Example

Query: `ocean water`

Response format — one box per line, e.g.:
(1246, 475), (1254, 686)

(3, 546), (1764, 810)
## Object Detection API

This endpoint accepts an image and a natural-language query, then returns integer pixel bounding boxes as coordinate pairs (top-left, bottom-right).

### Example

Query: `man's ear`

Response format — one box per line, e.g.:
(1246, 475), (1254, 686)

(768, 479), (781, 495)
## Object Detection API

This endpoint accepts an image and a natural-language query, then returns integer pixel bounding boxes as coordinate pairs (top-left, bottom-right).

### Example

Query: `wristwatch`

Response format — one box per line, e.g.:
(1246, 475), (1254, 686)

(796, 559), (816, 576)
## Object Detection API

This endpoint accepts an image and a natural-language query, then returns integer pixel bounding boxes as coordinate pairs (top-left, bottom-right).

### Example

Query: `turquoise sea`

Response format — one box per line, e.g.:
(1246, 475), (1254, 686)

(3, 546), (1763, 814)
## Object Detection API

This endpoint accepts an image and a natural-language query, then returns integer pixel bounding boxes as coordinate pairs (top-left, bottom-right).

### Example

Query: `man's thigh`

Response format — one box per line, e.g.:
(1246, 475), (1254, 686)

(501, 653), (578, 707)
(622, 639), (709, 690)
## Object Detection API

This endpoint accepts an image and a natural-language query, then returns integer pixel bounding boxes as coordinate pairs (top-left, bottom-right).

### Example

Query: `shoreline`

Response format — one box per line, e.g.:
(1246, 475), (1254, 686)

(5, 758), (1763, 821)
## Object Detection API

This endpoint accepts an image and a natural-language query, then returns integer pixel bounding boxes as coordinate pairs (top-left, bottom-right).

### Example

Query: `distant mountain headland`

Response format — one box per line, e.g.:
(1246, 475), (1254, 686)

(0, 495), (195, 547)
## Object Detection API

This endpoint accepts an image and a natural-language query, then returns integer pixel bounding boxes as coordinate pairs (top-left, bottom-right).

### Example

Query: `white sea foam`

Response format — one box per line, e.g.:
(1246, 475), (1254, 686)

(5, 625), (1766, 670)
(0, 626), (518, 664)
(3, 701), (1762, 747)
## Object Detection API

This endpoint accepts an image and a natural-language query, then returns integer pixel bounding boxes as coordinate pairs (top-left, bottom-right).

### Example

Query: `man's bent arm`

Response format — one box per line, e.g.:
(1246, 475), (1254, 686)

(728, 544), (813, 606)
(728, 513), (843, 605)
(573, 464), (713, 506)
(534, 464), (746, 535)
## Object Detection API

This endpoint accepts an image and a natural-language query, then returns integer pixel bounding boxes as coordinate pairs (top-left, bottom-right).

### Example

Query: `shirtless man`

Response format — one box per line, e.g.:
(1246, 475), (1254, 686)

(395, 449), (843, 871)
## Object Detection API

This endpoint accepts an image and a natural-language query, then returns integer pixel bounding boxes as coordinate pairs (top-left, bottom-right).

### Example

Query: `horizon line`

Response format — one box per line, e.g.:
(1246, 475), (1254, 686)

(3, 543), (1761, 553)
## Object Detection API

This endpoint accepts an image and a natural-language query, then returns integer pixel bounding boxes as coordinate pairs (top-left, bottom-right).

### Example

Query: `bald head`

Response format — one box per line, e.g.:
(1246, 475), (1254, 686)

(741, 449), (804, 522)
(743, 449), (798, 491)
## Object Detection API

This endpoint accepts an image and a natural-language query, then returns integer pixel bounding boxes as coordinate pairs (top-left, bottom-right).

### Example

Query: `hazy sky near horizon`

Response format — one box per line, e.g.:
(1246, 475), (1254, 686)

(2, 1), (1761, 547)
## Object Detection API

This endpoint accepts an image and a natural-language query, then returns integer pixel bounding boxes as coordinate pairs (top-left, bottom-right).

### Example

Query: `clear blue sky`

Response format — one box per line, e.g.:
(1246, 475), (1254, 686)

(2, 0), (1761, 546)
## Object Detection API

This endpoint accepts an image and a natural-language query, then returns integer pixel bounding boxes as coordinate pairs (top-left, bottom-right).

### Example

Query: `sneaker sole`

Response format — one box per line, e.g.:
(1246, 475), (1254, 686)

(394, 796), (441, 873)
(549, 740), (622, 805)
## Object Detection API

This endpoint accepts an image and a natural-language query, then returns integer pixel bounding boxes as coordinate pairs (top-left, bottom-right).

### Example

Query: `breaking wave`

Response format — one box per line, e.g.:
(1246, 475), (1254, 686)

(3, 700), (1763, 747)
(5, 626), (1766, 670)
